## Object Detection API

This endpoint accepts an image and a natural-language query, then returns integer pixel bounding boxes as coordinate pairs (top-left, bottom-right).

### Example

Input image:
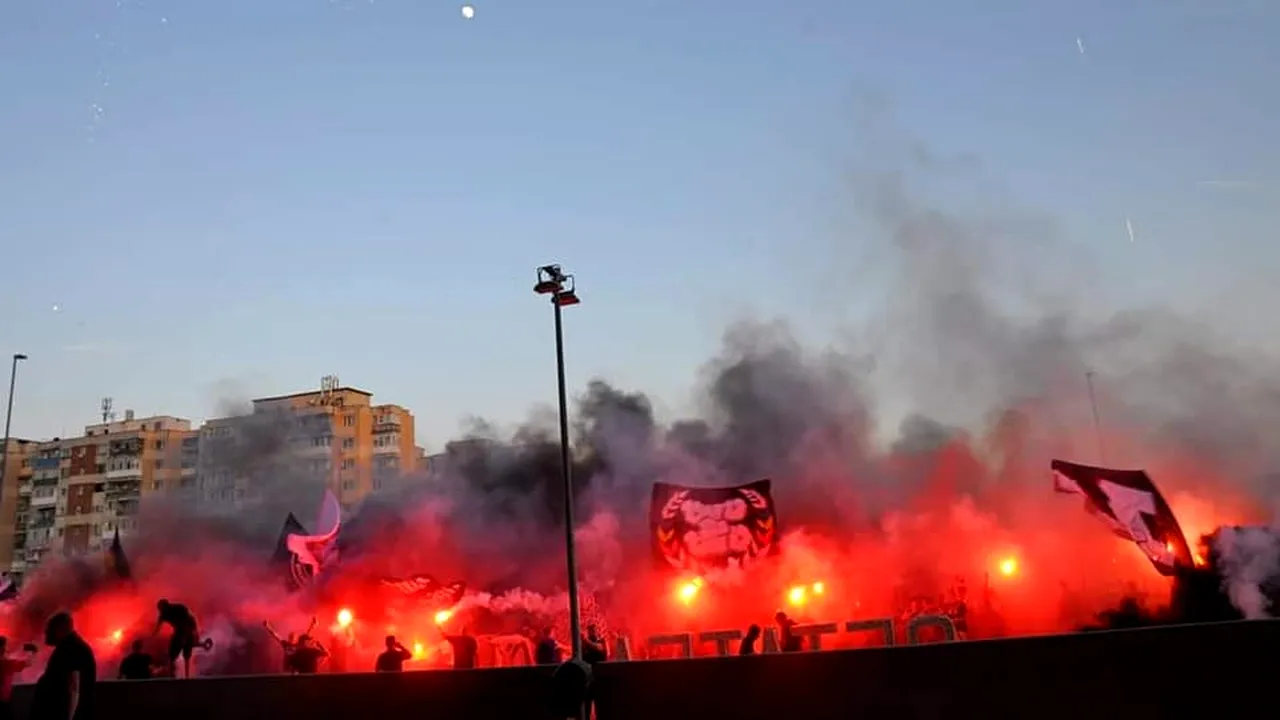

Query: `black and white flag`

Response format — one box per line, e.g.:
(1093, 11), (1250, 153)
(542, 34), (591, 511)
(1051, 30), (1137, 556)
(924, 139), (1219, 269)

(1051, 459), (1194, 575)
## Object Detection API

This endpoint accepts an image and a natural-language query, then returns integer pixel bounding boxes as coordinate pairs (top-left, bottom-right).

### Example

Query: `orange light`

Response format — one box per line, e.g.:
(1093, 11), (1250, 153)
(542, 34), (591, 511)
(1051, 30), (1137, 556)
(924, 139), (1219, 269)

(434, 610), (452, 625)
(336, 608), (353, 628)
(110, 629), (123, 643)
(787, 586), (807, 606)
(676, 577), (703, 605)
(1194, 553), (1206, 567)
(999, 557), (1018, 577)
(811, 582), (825, 595)
(412, 641), (425, 658)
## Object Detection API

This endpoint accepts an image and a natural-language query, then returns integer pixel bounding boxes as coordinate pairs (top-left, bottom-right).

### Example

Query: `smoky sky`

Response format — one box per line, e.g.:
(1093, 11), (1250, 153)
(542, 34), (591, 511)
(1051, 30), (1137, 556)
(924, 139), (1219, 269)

(108, 103), (1280, 606)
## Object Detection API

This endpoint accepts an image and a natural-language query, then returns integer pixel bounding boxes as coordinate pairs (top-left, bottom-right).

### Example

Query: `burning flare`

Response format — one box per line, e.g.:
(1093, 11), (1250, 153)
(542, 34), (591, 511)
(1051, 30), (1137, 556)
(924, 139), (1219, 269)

(677, 577), (704, 605)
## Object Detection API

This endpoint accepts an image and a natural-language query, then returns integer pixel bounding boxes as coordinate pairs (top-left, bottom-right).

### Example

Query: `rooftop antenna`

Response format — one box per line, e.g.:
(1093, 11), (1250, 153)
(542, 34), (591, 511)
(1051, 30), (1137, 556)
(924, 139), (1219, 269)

(319, 375), (340, 405)
(101, 397), (115, 423)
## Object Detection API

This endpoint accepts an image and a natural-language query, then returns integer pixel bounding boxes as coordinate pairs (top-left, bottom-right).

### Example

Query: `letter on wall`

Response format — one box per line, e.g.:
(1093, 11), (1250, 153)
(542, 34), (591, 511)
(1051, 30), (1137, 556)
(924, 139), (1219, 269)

(699, 630), (743, 657)
(845, 619), (895, 646)
(761, 627), (780, 653)
(907, 614), (956, 644)
(793, 623), (840, 650)
(612, 635), (632, 661)
(647, 633), (693, 658)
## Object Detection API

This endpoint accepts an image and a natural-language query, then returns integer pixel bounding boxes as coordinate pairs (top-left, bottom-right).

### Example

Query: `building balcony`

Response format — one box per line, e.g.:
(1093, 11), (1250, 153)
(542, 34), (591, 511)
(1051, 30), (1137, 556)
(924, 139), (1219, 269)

(373, 421), (401, 434)
(32, 457), (61, 471)
(17, 482), (31, 496)
(30, 494), (56, 508)
(105, 467), (142, 480)
(109, 439), (143, 456)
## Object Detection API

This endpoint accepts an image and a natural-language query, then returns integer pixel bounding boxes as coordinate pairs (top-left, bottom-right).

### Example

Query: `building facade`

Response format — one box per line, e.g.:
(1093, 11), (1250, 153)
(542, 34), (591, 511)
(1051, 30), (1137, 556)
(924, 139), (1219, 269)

(0, 438), (37, 570)
(196, 384), (418, 516)
(3, 382), (422, 579)
(7, 412), (195, 580)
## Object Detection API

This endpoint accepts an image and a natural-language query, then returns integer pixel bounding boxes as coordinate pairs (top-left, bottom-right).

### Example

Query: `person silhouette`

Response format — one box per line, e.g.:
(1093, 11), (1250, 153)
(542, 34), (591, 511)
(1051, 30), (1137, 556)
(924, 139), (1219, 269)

(739, 624), (761, 655)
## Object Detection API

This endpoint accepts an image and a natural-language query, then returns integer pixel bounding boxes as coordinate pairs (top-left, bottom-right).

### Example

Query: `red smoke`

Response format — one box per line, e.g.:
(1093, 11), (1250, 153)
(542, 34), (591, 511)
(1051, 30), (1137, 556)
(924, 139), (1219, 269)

(0, 377), (1267, 675)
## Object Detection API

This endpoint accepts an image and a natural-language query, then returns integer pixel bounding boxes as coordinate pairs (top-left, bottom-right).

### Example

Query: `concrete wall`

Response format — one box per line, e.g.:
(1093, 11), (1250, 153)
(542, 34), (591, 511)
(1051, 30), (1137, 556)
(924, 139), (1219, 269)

(595, 620), (1278, 720)
(12, 665), (560, 720)
(12, 621), (1276, 720)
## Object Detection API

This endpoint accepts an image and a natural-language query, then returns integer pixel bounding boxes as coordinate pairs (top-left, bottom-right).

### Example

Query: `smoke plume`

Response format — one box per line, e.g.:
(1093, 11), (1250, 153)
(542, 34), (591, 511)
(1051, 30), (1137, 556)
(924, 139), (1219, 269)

(6, 108), (1280, 673)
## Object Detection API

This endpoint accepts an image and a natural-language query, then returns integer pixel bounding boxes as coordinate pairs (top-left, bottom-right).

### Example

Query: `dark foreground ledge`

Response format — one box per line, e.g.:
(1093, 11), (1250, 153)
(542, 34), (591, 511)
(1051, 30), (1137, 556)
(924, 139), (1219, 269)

(13, 620), (1278, 720)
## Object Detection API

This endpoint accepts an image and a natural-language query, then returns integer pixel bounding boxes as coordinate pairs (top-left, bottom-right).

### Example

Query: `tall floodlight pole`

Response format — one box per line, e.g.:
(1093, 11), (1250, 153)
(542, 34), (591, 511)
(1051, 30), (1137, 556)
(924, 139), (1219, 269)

(0, 354), (29, 511)
(534, 265), (583, 660)
(1085, 370), (1106, 464)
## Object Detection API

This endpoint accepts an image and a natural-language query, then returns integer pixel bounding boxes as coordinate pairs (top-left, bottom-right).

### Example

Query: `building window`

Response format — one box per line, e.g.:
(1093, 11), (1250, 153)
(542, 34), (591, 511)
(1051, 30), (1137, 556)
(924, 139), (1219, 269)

(342, 438), (354, 450)
(341, 459), (355, 470)
(155, 440), (165, 450)
(152, 480), (164, 491)
(341, 480), (355, 491)
(343, 415), (354, 427)
(155, 459), (165, 469)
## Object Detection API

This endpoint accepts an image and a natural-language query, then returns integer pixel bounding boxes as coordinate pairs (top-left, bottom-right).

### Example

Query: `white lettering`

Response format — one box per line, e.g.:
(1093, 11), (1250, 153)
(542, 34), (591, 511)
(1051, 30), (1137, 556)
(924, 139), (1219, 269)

(643, 617), (934, 659)
(793, 622), (840, 650)
(906, 614), (957, 644)
(698, 630), (742, 656)
(648, 633), (693, 658)
(844, 619), (895, 646)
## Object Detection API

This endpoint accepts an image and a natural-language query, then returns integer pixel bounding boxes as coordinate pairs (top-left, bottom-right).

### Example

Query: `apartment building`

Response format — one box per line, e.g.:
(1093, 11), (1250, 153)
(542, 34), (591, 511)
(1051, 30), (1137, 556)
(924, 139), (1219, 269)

(0, 438), (37, 570)
(8, 413), (196, 579)
(196, 382), (419, 516)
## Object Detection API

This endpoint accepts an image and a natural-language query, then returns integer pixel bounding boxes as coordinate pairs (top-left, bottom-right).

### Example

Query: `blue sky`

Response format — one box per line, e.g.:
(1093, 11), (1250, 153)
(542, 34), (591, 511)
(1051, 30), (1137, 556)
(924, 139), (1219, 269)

(1, 0), (1277, 447)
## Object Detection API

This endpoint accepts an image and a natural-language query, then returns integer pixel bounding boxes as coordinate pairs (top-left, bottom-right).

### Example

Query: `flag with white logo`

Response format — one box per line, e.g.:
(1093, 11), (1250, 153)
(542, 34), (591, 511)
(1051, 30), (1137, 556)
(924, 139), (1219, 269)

(1051, 459), (1193, 575)
(280, 490), (343, 590)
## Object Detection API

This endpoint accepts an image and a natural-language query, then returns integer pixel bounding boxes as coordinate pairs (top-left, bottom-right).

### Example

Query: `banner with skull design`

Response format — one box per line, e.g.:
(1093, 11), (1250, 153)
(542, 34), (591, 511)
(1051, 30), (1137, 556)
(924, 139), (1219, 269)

(650, 479), (779, 574)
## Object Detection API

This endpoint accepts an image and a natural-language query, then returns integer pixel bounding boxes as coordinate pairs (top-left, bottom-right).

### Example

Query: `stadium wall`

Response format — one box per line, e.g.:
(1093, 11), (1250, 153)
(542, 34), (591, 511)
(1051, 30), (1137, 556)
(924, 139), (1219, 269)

(11, 620), (1276, 720)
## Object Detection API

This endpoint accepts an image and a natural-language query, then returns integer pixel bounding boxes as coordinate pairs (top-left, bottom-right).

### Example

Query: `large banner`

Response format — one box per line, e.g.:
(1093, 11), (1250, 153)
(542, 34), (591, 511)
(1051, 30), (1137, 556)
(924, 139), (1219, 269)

(1051, 459), (1193, 575)
(650, 479), (779, 574)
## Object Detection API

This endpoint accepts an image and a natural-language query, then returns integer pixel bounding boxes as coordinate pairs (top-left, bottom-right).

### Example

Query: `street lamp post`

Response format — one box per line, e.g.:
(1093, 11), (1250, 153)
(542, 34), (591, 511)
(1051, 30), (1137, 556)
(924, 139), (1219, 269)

(534, 265), (583, 660)
(0, 353), (28, 512)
